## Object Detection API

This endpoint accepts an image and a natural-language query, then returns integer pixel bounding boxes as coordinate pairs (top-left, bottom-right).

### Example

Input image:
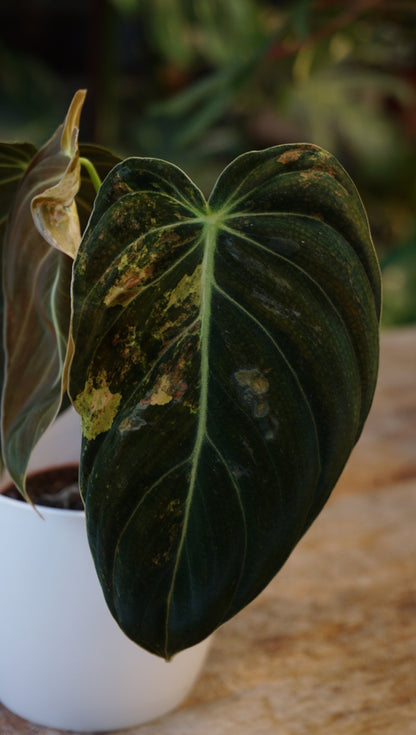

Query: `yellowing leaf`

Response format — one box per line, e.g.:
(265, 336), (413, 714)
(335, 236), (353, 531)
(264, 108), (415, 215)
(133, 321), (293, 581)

(31, 89), (86, 259)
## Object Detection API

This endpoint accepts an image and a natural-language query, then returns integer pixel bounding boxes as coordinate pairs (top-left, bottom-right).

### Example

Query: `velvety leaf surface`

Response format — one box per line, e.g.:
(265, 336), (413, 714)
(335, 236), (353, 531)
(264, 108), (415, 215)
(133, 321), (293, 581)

(1, 92), (85, 495)
(0, 142), (38, 466)
(68, 144), (381, 658)
(0, 142), (38, 235)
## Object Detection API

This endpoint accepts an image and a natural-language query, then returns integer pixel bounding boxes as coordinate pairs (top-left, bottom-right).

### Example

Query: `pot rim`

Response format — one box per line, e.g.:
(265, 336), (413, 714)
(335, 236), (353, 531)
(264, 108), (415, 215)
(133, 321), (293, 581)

(0, 487), (85, 518)
(0, 461), (84, 518)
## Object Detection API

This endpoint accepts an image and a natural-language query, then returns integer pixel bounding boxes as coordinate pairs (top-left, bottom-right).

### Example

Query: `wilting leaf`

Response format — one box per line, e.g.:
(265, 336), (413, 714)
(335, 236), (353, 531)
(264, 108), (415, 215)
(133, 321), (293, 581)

(68, 144), (381, 659)
(1, 91), (86, 496)
(31, 89), (85, 259)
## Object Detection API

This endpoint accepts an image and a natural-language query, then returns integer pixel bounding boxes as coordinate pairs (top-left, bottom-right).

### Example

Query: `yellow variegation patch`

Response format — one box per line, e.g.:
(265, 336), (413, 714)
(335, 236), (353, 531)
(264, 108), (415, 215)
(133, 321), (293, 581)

(75, 371), (122, 440)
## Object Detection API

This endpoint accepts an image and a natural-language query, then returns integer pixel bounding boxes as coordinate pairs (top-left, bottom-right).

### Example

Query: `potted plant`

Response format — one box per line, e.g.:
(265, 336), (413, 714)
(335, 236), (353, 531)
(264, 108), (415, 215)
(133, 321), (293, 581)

(0, 90), (381, 731)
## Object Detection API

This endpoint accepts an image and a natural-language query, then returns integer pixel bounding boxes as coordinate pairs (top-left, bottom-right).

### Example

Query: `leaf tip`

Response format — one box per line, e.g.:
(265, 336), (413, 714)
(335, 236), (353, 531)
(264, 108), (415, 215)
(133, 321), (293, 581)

(61, 89), (87, 157)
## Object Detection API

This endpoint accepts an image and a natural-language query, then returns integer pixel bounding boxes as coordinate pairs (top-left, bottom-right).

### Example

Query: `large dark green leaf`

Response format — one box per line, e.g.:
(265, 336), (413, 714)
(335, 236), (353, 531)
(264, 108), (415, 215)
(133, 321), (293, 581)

(1, 92), (85, 496)
(68, 144), (381, 659)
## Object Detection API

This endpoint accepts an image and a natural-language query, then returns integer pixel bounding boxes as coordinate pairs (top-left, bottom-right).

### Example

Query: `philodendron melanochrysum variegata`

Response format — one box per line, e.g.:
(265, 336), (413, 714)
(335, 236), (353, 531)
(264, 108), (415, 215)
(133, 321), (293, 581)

(0, 91), (381, 659)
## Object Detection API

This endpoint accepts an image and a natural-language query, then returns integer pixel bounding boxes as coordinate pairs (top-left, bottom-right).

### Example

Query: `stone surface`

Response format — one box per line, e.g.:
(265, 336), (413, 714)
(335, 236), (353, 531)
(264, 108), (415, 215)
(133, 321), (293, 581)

(1, 327), (415, 734)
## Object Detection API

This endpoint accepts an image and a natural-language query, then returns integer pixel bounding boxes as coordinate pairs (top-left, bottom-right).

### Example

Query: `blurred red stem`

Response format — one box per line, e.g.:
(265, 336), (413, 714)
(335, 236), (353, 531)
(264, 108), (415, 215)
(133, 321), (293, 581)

(268, 0), (387, 61)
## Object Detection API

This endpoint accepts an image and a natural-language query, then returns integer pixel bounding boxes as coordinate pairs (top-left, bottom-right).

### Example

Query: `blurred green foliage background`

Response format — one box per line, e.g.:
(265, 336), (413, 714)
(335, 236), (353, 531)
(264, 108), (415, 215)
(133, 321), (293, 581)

(1, 0), (415, 327)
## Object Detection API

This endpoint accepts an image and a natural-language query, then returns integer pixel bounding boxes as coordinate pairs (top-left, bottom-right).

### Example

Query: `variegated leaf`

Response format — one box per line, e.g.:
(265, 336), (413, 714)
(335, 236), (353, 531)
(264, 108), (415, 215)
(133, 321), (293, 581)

(68, 144), (381, 658)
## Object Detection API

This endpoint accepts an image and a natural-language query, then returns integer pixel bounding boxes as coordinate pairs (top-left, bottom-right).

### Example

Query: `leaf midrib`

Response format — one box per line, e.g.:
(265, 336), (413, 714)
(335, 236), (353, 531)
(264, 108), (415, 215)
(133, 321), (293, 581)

(163, 214), (218, 655)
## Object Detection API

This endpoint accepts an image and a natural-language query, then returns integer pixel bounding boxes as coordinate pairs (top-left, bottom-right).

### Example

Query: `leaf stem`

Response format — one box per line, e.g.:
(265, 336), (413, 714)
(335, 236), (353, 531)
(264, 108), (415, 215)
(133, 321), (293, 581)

(79, 157), (102, 194)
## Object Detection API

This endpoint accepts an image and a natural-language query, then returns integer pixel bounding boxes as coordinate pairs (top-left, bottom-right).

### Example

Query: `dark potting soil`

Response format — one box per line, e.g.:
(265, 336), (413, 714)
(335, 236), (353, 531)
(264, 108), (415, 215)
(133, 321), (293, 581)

(1, 464), (83, 510)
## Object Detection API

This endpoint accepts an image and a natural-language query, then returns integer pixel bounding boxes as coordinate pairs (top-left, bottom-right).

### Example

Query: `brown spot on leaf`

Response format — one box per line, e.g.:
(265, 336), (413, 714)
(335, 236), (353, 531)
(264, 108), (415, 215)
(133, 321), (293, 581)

(277, 148), (303, 165)
(234, 368), (271, 419)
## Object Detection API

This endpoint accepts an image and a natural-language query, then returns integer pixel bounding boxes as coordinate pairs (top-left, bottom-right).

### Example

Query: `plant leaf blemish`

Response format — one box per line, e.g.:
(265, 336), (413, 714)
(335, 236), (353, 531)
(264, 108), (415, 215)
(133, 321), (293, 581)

(234, 368), (271, 419)
(64, 143), (380, 658)
(74, 370), (121, 440)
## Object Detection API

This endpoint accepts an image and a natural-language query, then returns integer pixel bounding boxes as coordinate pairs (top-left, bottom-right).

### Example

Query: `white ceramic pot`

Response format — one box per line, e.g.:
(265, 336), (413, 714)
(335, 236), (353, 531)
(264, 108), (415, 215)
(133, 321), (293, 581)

(0, 409), (212, 732)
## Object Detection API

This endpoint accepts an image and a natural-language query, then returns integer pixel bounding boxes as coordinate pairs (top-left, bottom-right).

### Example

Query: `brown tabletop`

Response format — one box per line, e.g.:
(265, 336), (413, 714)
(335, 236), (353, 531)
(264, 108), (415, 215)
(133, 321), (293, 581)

(2, 327), (415, 735)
